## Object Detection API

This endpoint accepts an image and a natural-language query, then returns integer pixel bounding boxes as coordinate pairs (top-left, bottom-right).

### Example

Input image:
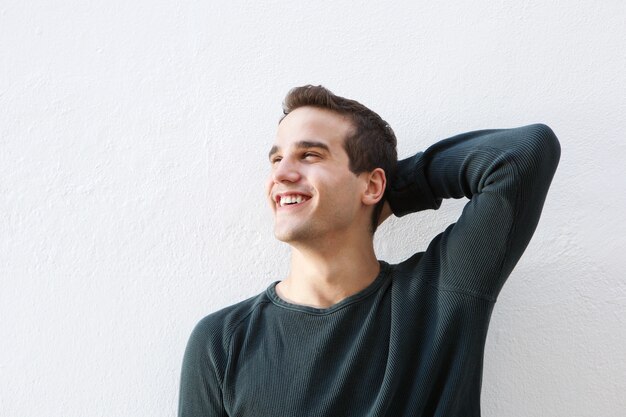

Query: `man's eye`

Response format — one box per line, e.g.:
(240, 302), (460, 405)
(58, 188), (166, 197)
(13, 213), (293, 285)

(271, 157), (282, 164)
(303, 152), (320, 159)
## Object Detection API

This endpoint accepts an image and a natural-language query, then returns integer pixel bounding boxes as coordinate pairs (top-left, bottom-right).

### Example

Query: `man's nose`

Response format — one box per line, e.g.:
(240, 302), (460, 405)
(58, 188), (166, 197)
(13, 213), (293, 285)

(272, 158), (301, 183)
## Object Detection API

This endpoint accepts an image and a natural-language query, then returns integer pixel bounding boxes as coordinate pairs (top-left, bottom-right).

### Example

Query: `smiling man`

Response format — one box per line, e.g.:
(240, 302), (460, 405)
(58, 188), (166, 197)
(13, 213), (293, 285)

(178, 85), (561, 417)
(267, 104), (391, 309)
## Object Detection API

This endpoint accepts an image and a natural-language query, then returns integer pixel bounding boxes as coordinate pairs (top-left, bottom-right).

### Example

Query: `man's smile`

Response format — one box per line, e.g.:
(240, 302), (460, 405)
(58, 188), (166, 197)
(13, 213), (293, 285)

(276, 193), (312, 210)
(274, 192), (312, 208)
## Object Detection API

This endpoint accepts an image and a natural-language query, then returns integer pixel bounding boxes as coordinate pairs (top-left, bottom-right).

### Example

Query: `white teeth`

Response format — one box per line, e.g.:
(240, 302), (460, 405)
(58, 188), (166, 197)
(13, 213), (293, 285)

(279, 194), (308, 207)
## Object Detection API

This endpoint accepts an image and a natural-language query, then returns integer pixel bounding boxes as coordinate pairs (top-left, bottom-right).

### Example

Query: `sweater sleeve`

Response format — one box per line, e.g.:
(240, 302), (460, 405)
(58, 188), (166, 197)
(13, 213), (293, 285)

(387, 124), (561, 299)
(178, 319), (228, 417)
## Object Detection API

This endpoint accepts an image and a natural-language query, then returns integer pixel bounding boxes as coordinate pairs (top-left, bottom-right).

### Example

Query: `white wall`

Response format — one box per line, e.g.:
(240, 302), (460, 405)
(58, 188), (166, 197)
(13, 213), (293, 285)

(1, 1), (624, 416)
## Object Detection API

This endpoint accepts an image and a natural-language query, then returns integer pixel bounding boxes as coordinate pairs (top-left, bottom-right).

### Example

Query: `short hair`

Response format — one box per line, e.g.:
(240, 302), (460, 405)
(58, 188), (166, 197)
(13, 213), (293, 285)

(280, 85), (397, 234)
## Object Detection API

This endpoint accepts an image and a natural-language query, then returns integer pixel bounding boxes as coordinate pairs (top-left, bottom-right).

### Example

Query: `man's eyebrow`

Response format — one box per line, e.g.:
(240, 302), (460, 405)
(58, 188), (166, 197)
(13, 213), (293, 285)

(268, 141), (330, 159)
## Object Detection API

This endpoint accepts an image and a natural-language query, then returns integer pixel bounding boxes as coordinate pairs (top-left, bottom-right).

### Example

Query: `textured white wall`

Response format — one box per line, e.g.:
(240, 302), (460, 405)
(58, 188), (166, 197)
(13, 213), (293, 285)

(1, 1), (624, 416)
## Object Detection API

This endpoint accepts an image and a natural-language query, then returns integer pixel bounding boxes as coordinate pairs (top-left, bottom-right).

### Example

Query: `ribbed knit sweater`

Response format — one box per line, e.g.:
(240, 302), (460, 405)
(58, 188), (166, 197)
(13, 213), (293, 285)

(178, 124), (561, 417)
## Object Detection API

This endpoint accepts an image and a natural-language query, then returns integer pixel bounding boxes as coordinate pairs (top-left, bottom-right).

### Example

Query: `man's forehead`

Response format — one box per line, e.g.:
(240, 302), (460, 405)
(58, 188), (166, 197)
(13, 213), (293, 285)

(269, 107), (354, 157)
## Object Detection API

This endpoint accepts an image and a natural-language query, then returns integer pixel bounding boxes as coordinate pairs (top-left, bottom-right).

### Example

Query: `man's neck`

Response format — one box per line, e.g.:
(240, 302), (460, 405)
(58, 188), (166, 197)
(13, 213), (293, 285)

(275, 234), (381, 309)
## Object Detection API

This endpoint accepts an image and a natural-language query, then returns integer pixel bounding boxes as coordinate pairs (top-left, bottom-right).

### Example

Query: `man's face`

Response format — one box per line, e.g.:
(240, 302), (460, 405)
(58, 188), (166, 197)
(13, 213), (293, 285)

(266, 106), (368, 244)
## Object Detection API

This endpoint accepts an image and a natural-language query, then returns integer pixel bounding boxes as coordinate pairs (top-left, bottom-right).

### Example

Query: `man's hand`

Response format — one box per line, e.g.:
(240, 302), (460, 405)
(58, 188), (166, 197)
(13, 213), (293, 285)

(377, 201), (393, 227)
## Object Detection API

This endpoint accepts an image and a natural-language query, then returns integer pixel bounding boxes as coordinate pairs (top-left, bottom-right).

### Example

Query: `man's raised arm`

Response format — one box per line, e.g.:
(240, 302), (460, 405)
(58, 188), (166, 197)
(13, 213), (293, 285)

(385, 124), (561, 299)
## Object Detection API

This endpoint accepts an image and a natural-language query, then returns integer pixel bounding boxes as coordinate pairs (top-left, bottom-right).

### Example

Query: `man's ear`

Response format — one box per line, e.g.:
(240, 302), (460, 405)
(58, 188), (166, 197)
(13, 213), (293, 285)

(361, 168), (386, 207)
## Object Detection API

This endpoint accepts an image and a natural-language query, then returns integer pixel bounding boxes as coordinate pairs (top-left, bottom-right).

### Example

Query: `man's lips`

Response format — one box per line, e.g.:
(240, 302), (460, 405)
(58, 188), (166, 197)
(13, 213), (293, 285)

(271, 192), (313, 213)
(276, 197), (311, 211)
(273, 192), (312, 207)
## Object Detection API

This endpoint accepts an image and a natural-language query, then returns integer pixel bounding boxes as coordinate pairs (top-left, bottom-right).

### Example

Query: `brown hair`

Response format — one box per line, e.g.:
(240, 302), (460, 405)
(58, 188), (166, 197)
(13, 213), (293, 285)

(280, 85), (397, 234)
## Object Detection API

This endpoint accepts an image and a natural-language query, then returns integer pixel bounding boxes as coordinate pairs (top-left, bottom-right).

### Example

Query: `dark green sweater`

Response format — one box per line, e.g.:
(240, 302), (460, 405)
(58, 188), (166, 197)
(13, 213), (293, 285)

(178, 124), (560, 417)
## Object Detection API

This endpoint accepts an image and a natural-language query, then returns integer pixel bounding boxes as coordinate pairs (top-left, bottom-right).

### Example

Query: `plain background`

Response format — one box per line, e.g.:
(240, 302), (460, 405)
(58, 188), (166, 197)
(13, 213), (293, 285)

(1, 1), (625, 416)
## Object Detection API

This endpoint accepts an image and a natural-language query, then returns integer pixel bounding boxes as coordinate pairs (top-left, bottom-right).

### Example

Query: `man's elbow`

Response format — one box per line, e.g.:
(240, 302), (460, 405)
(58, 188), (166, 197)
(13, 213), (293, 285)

(530, 123), (561, 173)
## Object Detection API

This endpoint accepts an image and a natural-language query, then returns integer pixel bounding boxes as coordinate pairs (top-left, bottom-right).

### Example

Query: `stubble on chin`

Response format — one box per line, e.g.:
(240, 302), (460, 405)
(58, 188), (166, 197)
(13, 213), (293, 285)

(273, 218), (317, 243)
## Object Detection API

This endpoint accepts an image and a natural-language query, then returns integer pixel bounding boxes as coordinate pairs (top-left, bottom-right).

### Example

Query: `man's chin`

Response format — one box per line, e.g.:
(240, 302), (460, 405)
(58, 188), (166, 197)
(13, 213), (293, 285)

(273, 229), (297, 243)
(273, 224), (311, 243)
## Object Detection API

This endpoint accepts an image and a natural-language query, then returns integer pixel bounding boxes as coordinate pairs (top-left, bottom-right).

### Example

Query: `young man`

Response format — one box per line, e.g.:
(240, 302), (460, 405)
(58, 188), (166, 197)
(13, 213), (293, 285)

(178, 85), (560, 416)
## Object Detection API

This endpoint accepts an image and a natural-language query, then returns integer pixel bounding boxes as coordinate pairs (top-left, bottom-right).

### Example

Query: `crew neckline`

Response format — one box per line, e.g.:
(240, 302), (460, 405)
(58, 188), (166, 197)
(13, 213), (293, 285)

(266, 260), (390, 315)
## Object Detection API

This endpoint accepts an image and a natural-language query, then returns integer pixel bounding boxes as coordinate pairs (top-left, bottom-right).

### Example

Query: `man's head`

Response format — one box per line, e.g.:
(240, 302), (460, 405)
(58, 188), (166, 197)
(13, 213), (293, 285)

(266, 85), (397, 244)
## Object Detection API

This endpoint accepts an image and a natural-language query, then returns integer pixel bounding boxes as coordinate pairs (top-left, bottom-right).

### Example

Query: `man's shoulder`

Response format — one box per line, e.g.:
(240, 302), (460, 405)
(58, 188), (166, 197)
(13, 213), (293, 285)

(187, 289), (271, 352)
(196, 290), (270, 332)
